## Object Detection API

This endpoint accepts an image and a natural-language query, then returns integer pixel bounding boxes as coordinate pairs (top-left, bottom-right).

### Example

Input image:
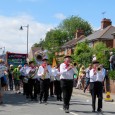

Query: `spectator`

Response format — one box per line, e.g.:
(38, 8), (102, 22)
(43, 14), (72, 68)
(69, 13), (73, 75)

(109, 52), (115, 70)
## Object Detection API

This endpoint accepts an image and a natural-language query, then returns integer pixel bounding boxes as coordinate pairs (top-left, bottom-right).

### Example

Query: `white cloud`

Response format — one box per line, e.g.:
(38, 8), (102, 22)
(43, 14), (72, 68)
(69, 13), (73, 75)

(0, 15), (54, 54)
(54, 13), (66, 20)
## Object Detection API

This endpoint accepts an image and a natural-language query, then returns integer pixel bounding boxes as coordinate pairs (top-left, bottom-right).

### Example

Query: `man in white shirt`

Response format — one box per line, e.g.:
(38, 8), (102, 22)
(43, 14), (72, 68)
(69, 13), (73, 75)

(53, 65), (62, 101)
(27, 61), (38, 101)
(60, 55), (75, 113)
(37, 57), (52, 104)
(90, 61), (104, 113)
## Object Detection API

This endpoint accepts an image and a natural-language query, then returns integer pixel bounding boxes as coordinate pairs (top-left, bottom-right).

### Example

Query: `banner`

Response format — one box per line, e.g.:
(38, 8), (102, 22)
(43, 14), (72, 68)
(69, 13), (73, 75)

(7, 53), (27, 67)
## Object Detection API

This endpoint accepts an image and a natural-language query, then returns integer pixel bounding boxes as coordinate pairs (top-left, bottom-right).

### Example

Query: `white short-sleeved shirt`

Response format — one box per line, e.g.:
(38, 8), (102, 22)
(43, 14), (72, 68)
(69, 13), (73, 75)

(60, 63), (74, 80)
(38, 65), (52, 79)
(90, 69), (104, 82)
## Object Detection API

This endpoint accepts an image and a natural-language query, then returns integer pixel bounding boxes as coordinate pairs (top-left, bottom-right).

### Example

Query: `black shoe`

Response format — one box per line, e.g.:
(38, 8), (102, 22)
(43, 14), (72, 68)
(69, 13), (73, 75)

(50, 95), (54, 97)
(97, 108), (102, 112)
(44, 101), (47, 105)
(65, 108), (69, 113)
(34, 98), (38, 101)
(83, 89), (86, 93)
(60, 99), (62, 101)
(26, 96), (29, 99)
(0, 101), (3, 105)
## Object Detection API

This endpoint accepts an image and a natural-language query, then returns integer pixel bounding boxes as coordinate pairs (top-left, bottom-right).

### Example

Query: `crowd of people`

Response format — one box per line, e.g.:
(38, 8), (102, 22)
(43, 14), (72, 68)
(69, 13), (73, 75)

(0, 53), (111, 113)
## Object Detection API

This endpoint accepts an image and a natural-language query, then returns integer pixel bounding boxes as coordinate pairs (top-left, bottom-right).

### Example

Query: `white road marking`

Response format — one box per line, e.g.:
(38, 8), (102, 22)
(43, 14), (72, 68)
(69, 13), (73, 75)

(86, 99), (90, 102)
(59, 108), (63, 110)
(59, 108), (79, 115)
(70, 112), (79, 115)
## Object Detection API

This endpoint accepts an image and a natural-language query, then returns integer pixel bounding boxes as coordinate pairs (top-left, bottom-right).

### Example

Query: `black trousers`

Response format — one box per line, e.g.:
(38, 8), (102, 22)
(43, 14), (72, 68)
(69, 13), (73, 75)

(90, 82), (103, 110)
(25, 82), (30, 97)
(28, 79), (39, 99)
(61, 79), (73, 109)
(9, 79), (13, 90)
(49, 81), (54, 96)
(54, 80), (62, 100)
(40, 79), (50, 102)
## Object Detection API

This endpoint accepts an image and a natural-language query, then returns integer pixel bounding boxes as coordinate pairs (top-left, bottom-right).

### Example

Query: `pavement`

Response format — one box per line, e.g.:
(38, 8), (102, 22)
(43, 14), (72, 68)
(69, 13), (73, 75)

(73, 88), (115, 102)
(0, 89), (115, 115)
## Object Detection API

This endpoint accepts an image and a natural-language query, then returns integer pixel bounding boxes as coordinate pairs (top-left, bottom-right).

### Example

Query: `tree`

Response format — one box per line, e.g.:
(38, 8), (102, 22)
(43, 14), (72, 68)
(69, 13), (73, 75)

(43, 29), (68, 52)
(33, 38), (44, 48)
(93, 42), (110, 68)
(73, 41), (92, 66)
(58, 15), (93, 40)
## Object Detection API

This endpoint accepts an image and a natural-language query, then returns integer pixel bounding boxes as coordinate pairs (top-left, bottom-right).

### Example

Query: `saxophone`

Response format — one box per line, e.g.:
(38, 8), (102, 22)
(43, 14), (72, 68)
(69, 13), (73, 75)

(42, 65), (48, 80)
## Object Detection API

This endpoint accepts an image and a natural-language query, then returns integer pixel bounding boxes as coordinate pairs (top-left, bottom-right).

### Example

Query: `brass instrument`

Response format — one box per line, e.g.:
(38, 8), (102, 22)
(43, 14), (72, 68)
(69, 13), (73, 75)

(34, 50), (48, 65)
(97, 65), (102, 71)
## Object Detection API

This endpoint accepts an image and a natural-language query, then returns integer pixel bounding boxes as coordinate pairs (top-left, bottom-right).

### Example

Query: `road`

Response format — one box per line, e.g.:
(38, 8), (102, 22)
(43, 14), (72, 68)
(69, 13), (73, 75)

(0, 91), (115, 115)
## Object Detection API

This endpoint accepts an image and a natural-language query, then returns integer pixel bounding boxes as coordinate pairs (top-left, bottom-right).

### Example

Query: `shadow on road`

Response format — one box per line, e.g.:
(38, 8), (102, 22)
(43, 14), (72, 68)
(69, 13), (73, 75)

(2, 91), (37, 106)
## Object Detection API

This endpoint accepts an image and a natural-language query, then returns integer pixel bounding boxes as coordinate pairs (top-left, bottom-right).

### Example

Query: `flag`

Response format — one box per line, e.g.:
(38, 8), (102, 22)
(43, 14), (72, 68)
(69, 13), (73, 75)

(52, 58), (57, 68)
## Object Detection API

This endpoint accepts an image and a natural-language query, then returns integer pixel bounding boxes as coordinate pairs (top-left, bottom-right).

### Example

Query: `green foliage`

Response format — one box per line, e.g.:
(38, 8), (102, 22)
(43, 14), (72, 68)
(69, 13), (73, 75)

(108, 70), (115, 80)
(58, 15), (93, 40)
(44, 29), (68, 52)
(93, 42), (110, 68)
(31, 58), (36, 65)
(47, 52), (55, 65)
(73, 41), (92, 66)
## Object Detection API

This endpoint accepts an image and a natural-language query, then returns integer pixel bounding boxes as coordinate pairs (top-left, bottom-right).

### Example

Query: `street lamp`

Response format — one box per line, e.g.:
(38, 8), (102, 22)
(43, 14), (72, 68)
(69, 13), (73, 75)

(20, 24), (29, 57)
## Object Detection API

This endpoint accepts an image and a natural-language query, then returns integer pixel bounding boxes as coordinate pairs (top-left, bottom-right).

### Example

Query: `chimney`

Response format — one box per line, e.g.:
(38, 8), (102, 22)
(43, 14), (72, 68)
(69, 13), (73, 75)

(101, 18), (112, 29)
(75, 29), (84, 39)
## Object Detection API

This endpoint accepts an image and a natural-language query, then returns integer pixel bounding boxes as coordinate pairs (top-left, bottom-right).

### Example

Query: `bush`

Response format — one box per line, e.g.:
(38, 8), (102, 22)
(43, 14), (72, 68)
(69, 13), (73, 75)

(108, 70), (115, 80)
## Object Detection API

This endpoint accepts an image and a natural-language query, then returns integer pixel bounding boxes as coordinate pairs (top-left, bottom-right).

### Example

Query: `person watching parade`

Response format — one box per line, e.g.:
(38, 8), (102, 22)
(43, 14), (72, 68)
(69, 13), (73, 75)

(13, 65), (22, 94)
(8, 64), (14, 91)
(0, 59), (7, 104)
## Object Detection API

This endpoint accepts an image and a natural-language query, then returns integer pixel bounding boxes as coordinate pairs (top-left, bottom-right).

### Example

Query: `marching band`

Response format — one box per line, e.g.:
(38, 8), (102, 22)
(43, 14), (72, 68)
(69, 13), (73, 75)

(0, 55), (105, 113)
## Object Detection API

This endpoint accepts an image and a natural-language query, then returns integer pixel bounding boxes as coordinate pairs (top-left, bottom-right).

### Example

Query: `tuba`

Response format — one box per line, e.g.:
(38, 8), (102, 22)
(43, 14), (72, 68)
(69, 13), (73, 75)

(34, 50), (48, 65)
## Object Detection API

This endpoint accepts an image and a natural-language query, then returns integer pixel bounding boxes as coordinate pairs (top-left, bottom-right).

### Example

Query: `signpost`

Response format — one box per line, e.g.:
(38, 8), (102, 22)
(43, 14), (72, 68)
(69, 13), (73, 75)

(6, 52), (27, 67)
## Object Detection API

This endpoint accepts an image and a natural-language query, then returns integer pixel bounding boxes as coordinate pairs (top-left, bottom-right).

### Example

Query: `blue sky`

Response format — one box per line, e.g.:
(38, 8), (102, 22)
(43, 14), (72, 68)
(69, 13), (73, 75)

(0, 0), (115, 53)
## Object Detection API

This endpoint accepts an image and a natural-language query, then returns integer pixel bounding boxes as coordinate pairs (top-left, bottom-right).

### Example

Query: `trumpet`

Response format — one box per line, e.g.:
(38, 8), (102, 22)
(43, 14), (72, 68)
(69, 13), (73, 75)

(96, 65), (102, 71)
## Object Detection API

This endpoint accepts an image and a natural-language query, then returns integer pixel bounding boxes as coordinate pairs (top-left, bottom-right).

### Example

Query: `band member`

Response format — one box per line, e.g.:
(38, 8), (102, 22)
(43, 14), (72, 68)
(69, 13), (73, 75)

(27, 61), (39, 101)
(53, 65), (62, 101)
(38, 57), (52, 104)
(20, 63), (29, 95)
(60, 56), (75, 113)
(49, 64), (54, 97)
(90, 61), (104, 112)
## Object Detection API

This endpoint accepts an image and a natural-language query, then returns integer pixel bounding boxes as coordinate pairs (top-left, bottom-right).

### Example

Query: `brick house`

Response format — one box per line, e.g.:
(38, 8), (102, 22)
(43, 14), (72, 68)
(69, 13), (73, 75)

(56, 18), (115, 60)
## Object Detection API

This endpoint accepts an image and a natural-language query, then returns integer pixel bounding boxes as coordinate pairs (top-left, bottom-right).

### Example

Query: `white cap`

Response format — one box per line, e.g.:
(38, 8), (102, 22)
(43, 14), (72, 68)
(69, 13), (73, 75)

(10, 64), (13, 67)
(18, 65), (22, 68)
(110, 52), (113, 55)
